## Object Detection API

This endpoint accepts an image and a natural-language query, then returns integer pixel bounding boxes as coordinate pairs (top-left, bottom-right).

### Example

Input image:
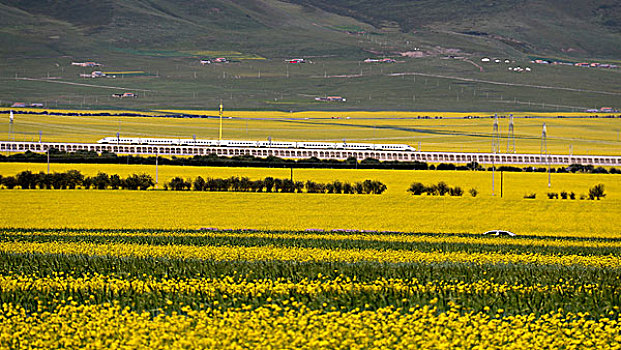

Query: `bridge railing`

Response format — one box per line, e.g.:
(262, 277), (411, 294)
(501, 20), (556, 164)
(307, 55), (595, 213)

(0, 141), (619, 166)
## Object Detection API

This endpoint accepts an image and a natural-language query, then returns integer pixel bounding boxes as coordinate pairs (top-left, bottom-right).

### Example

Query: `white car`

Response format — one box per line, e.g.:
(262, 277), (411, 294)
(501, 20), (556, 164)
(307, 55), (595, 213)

(482, 230), (516, 237)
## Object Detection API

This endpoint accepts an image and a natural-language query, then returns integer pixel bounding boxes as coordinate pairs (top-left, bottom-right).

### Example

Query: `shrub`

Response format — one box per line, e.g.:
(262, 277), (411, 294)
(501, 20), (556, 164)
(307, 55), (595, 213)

(305, 180), (319, 193)
(168, 177), (187, 191)
(1, 176), (17, 189)
(425, 184), (438, 196)
(407, 182), (426, 195)
(588, 184), (606, 200)
(469, 188), (478, 197)
(93, 172), (110, 190)
(547, 192), (558, 199)
(354, 182), (364, 194)
(295, 181), (304, 193)
(326, 183), (335, 194)
(449, 186), (463, 196)
(125, 174), (154, 190)
(436, 181), (450, 196)
(569, 192), (575, 200)
(436, 163), (456, 170)
(343, 182), (353, 194)
(110, 174), (123, 190)
(193, 176), (206, 191)
(524, 193), (536, 199)
(264, 177), (275, 192)
(16, 170), (37, 189)
(332, 181), (343, 194)
(560, 191), (568, 199)
(281, 179), (295, 193)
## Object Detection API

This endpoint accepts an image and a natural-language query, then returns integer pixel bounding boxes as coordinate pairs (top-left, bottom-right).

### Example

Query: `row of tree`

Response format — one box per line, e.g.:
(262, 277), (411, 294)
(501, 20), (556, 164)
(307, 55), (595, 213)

(0, 171), (154, 190)
(166, 176), (387, 194)
(407, 181), (472, 197)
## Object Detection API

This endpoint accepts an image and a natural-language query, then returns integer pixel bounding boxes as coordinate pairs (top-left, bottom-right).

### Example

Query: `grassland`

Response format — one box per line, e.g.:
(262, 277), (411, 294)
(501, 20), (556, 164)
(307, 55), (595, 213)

(0, 164), (618, 237)
(1, 55), (619, 112)
(2, 110), (620, 155)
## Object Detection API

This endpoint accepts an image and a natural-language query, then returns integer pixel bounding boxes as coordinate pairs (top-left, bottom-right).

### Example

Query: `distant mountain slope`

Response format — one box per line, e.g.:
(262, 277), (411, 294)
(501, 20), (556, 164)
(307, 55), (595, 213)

(287, 0), (621, 58)
(0, 0), (619, 59)
(286, 0), (621, 32)
(0, 0), (376, 57)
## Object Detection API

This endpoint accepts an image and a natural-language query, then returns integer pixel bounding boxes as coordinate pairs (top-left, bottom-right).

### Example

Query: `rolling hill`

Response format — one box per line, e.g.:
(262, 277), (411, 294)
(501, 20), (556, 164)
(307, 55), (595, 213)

(1, 0), (620, 59)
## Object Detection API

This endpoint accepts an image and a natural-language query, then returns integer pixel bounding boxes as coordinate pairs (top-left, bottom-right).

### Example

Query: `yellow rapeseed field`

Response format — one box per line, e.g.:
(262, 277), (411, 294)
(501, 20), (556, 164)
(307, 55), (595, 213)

(2, 109), (620, 154)
(0, 164), (619, 237)
(3, 303), (619, 349)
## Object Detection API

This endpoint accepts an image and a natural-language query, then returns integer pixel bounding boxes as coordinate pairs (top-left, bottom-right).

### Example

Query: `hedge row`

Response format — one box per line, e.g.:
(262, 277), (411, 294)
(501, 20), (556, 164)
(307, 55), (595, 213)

(167, 176), (387, 194)
(0, 170), (153, 190)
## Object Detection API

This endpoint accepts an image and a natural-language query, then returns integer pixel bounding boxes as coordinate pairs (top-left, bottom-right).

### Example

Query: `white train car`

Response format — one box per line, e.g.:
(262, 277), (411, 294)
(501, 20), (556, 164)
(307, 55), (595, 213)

(257, 141), (296, 148)
(97, 137), (416, 151)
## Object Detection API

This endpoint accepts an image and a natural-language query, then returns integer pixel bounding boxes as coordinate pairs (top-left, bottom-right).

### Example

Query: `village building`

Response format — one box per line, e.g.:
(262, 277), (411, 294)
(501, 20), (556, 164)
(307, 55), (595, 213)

(71, 61), (102, 67)
(112, 92), (137, 98)
(315, 96), (346, 102)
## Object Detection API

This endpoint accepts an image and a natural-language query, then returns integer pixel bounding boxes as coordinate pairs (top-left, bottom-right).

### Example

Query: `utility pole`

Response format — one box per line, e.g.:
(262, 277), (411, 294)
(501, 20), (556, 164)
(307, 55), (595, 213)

(155, 150), (159, 189)
(500, 171), (503, 198)
(492, 113), (500, 154)
(8, 110), (14, 141)
(219, 101), (223, 141)
(506, 114), (515, 153)
(47, 147), (50, 174)
(491, 114), (500, 196)
(541, 123), (550, 188)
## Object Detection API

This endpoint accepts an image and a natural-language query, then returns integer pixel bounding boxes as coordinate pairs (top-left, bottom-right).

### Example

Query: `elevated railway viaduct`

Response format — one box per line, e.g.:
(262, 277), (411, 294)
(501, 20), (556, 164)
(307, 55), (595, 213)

(1, 141), (620, 166)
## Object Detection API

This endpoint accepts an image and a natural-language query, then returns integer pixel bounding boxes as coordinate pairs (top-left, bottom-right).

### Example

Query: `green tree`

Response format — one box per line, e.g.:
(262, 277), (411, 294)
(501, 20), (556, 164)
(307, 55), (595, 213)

(109, 174), (123, 189)
(16, 170), (36, 189)
(168, 177), (186, 191)
(193, 176), (206, 191)
(1, 176), (17, 189)
(126, 174), (154, 190)
(93, 172), (110, 190)
(65, 170), (84, 189)
(264, 177), (275, 192)
(332, 180), (343, 194)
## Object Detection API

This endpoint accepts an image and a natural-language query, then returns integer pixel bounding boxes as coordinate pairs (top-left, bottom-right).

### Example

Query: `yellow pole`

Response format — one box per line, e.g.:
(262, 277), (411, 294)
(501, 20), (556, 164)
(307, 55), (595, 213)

(219, 101), (223, 141)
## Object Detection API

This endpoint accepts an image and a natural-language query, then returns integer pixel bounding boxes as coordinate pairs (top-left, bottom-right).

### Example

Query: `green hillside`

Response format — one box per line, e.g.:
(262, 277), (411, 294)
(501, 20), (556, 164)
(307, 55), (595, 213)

(0, 0), (619, 111)
(2, 0), (620, 58)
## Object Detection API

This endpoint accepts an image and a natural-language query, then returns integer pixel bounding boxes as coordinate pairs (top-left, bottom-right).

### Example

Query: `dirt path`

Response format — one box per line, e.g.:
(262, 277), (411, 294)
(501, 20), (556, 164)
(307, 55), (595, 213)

(12, 77), (152, 92)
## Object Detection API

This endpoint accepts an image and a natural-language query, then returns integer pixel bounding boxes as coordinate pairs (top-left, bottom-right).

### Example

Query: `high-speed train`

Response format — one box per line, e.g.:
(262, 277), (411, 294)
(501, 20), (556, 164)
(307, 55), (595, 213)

(97, 137), (416, 151)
